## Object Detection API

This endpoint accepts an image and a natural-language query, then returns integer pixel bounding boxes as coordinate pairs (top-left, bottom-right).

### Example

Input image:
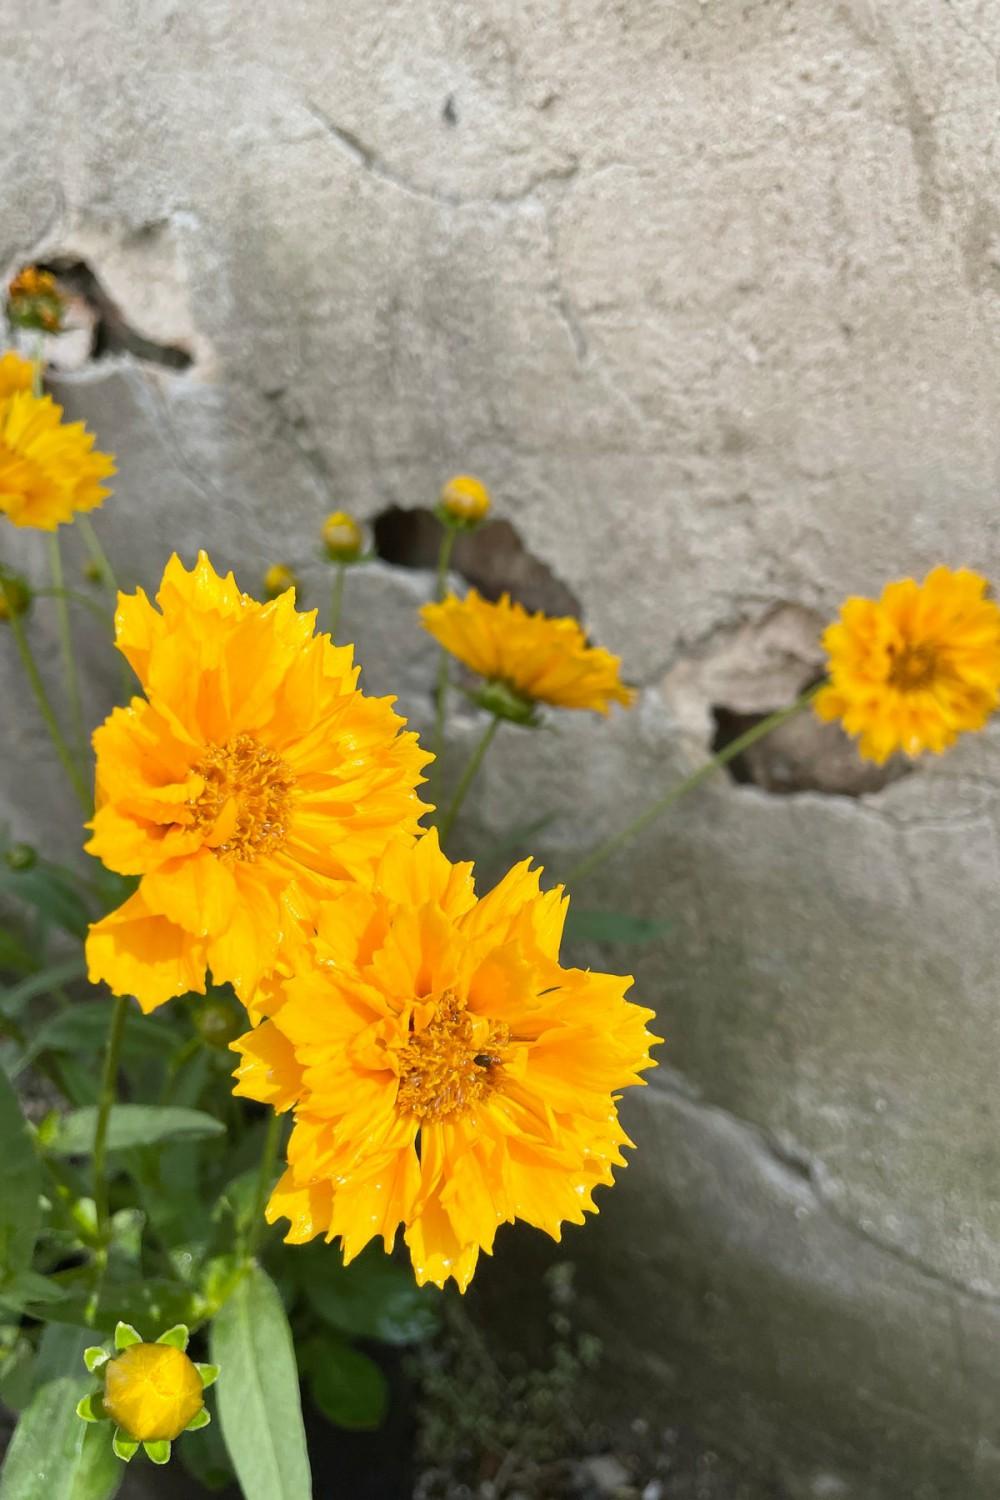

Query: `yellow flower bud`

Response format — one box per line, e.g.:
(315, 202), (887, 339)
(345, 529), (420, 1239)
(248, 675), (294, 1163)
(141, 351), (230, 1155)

(0, 576), (31, 621)
(7, 266), (66, 334)
(102, 1343), (205, 1443)
(263, 563), (298, 599)
(439, 474), (491, 527)
(322, 510), (364, 563)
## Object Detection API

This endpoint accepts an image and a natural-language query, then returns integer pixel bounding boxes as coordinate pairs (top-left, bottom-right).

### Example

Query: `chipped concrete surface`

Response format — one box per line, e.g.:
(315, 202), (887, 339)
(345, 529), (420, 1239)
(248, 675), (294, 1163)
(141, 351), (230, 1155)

(3, 0), (1000, 1492)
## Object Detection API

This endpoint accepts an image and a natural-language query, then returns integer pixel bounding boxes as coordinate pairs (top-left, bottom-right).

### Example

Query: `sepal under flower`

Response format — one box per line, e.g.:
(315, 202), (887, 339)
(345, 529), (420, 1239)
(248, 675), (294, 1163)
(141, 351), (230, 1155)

(76, 1322), (216, 1466)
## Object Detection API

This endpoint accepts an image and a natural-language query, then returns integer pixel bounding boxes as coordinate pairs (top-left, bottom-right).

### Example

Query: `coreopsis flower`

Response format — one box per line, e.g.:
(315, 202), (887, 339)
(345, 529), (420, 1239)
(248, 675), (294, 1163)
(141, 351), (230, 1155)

(77, 1322), (217, 1466)
(0, 351), (34, 399)
(438, 473), (491, 527)
(232, 830), (658, 1291)
(7, 266), (66, 333)
(263, 562), (299, 599)
(322, 510), (364, 562)
(0, 388), (115, 530)
(815, 567), (1000, 763)
(420, 589), (635, 721)
(85, 551), (431, 1012)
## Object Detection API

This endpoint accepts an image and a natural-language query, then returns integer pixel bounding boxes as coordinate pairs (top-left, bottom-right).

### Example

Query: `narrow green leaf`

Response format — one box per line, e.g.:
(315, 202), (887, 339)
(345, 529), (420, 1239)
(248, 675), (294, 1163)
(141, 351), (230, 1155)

(51, 1105), (225, 1156)
(0, 960), (88, 1019)
(0, 1068), (40, 1283)
(211, 1265), (312, 1500)
(0, 864), (92, 940)
(18, 1003), (175, 1066)
(0, 1271), (67, 1314)
(24, 1281), (204, 1338)
(306, 1338), (388, 1430)
(0, 1325), (123, 1500)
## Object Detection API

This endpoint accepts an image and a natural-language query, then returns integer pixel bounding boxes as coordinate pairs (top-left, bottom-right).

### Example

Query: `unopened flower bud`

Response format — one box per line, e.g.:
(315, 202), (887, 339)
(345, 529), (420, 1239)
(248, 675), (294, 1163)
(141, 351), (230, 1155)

(322, 511), (364, 563)
(83, 559), (105, 586)
(7, 266), (66, 335)
(194, 995), (242, 1050)
(438, 474), (491, 528)
(5, 842), (36, 870)
(0, 575), (31, 621)
(77, 1322), (218, 1467)
(263, 563), (298, 599)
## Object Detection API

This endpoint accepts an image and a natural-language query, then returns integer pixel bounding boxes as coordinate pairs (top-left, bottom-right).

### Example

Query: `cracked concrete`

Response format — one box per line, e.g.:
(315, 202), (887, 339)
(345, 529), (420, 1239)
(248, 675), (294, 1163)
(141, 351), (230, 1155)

(3, 0), (1000, 1492)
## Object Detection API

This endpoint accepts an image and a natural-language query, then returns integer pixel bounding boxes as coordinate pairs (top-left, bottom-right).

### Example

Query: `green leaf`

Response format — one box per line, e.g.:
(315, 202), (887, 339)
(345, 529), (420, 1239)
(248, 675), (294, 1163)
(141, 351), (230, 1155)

(0, 960), (88, 1019)
(0, 1325), (123, 1500)
(51, 1105), (225, 1156)
(0, 1271), (67, 1314)
(564, 908), (672, 947)
(305, 1338), (387, 1430)
(23, 1277), (205, 1338)
(211, 1265), (312, 1500)
(297, 1245), (439, 1345)
(0, 929), (37, 977)
(18, 1003), (175, 1066)
(0, 1332), (34, 1412)
(0, 863), (92, 940)
(0, 1067), (40, 1283)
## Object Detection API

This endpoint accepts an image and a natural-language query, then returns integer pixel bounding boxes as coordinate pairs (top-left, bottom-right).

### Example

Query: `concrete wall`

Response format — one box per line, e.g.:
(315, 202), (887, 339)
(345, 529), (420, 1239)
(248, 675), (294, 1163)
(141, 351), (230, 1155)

(4, 1), (1000, 1493)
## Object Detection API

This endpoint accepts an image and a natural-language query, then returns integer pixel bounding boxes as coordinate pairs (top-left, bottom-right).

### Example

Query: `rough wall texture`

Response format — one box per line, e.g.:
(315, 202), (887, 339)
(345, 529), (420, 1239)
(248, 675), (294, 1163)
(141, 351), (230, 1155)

(3, 1), (1000, 1493)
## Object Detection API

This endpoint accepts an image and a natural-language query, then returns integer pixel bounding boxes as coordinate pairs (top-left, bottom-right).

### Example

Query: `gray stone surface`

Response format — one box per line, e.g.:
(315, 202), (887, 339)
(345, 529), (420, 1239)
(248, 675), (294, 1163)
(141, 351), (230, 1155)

(3, 0), (1000, 1492)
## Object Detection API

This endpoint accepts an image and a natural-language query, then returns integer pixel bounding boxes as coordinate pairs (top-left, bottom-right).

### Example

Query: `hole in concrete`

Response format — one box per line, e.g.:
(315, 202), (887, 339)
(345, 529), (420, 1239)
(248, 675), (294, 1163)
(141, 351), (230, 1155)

(711, 700), (910, 797)
(373, 506), (582, 618)
(41, 258), (193, 370)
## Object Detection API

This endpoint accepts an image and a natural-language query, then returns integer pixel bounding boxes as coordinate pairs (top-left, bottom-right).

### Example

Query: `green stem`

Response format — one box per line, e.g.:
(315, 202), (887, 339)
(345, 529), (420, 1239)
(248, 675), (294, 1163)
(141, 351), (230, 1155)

(48, 531), (87, 759)
(77, 515), (120, 597)
(34, 585), (115, 629)
(430, 525), (459, 795)
(86, 994), (129, 1323)
(330, 564), (346, 639)
(438, 714), (500, 844)
(246, 1110), (282, 1262)
(564, 686), (822, 886)
(5, 586), (90, 811)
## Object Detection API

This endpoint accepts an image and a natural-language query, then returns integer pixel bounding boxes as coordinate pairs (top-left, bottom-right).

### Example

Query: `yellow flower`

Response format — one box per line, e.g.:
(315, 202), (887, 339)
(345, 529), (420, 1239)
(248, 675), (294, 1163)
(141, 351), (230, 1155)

(420, 589), (635, 717)
(78, 1321), (217, 1466)
(85, 551), (431, 1013)
(322, 510), (364, 562)
(232, 830), (658, 1292)
(439, 473), (491, 526)
(815, 567), (1000, 763)
(0, 351), (35, 400)
(0, 390), (116, 530)
(264, 562), (298, 599)
(7, 266), (66, 333)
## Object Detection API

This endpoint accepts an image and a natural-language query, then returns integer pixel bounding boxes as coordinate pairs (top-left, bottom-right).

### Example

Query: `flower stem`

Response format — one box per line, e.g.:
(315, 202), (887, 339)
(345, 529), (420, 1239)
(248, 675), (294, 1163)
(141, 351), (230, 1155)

(86, 994), (129, 1324)
(4, 584), (91, 811)
(429, 526), (459, 795)
(330, 564), (346, 639)
(438, 714), (500, 844)
(48, 531), (87, 759)
(564, 685), (822, 886)
(246, 1110), (282, 1262)
(77, 515), (120, 597)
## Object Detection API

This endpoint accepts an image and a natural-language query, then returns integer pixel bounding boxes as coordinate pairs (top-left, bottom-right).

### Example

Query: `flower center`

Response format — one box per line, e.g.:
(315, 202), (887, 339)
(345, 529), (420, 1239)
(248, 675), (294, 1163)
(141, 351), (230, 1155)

(395, 993), (509, 1122)
(887, 642), (939, 692)
(188, 735), (295, 861)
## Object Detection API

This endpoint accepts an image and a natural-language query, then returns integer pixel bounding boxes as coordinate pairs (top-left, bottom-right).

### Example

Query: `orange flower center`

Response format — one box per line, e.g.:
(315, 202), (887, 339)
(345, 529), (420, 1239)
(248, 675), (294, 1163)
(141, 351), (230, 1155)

(887, 642), (940, 692)
(395, 993), (509, 1122)
(189, 734), (295, 861)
